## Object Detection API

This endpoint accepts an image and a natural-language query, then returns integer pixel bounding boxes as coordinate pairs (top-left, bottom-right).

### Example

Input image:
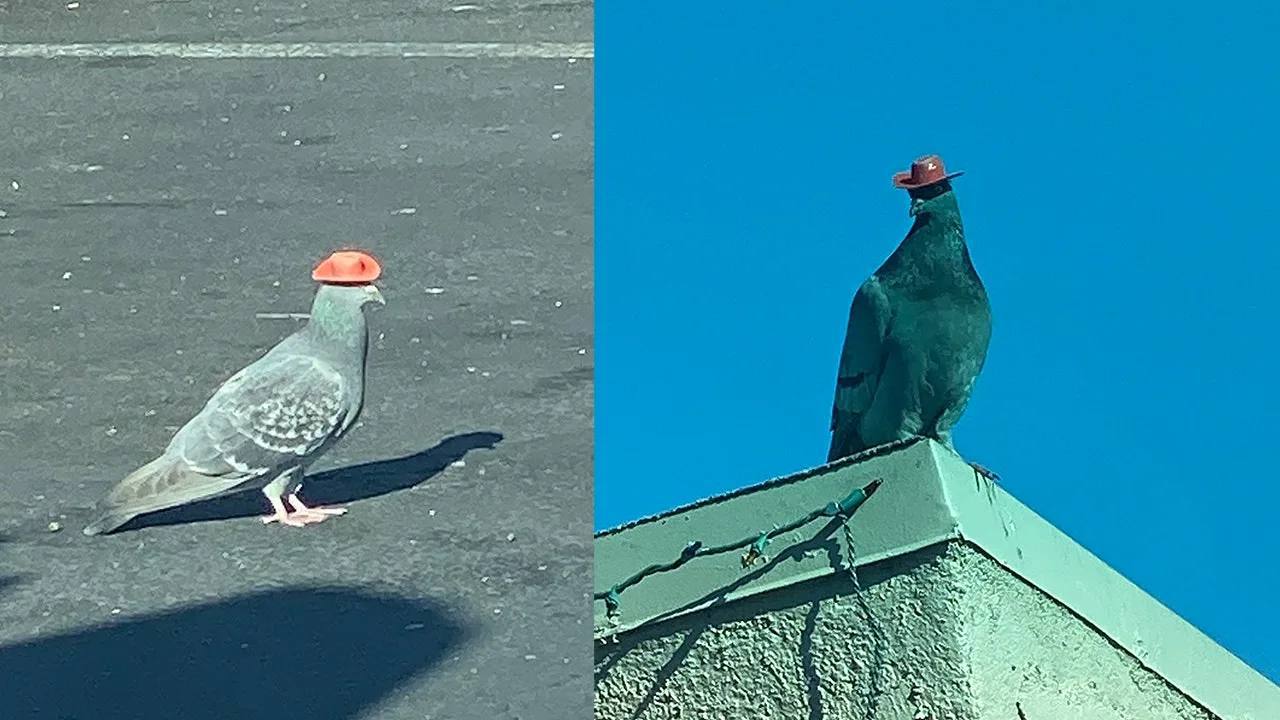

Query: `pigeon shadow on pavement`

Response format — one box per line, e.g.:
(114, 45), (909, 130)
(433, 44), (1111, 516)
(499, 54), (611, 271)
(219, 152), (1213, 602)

(114, 430), (505, 533)
(0, 585), (470, 720)
(304, 429), (505, 506)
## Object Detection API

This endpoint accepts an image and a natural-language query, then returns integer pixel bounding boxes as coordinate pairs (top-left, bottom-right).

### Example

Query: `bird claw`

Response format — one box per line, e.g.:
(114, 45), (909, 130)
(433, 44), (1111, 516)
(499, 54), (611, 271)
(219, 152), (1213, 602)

(299, 506), (348, 517)
(970, 462), (1000, 484)
(286, 494), (347, 518)
(259, 494), (347, 527)
(260, 512), (309, 527)
(260, 510), (342, 527)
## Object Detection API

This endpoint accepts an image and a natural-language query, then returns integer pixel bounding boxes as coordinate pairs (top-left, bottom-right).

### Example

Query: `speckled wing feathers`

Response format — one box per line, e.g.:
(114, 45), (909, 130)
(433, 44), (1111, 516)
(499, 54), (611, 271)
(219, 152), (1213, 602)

(178, 353), (353, 473)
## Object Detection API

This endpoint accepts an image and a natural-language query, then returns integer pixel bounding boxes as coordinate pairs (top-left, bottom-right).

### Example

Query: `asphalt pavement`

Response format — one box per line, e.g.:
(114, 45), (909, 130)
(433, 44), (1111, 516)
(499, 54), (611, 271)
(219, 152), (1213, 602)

(0, 3), (593, 719)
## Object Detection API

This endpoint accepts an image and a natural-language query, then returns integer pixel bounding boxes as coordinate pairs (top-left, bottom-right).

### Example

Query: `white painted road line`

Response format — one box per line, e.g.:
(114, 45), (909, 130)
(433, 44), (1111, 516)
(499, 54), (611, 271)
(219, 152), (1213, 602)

(0, 41), (593, 60)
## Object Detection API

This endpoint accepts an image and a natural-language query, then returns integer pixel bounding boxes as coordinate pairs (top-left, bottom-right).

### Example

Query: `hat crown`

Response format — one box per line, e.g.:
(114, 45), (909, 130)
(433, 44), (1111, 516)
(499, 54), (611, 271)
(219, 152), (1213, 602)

(909, 155), (947, 183)
(313, 250), (381, 283)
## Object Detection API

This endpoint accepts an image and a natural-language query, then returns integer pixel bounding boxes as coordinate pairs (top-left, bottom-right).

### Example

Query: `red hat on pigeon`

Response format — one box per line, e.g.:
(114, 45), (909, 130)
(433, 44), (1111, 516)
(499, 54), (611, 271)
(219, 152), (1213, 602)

(312, 250), (381, 284)
(892, 154), (964, 190)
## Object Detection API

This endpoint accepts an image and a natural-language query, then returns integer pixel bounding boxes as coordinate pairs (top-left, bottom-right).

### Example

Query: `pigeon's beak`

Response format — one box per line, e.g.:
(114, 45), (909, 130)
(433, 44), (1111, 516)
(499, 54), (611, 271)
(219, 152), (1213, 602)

(366, 285), (386, 306)
(909, 198), (926, 217)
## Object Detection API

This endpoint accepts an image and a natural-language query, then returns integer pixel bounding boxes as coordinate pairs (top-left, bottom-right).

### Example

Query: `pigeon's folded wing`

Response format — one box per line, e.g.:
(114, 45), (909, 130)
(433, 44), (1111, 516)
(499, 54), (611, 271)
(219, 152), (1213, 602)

(174, 353), (353, 476)
(831, 276), (891, 433)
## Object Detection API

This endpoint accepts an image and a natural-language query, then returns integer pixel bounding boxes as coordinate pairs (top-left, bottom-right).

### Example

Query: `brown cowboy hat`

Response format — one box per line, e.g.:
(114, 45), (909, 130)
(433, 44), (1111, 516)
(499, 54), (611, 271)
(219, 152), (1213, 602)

(892, 154), (964, 190)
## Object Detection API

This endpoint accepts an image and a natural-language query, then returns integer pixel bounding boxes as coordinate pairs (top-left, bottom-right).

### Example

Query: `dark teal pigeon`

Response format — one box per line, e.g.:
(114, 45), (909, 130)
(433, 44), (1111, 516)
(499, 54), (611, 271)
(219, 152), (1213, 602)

(83, 250), (386, 536)
(827, 155), (993, 474)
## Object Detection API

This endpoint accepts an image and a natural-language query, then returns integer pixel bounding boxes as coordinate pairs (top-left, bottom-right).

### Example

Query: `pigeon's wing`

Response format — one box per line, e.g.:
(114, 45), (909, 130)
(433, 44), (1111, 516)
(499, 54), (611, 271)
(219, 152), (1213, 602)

(176, 352), (354, 475)
(828, 276), (892, 460)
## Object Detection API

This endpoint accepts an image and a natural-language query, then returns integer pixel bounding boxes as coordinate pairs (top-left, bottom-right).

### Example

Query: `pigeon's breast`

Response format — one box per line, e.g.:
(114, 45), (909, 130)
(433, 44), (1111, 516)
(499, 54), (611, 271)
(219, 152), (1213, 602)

(897, 295), (991, 394)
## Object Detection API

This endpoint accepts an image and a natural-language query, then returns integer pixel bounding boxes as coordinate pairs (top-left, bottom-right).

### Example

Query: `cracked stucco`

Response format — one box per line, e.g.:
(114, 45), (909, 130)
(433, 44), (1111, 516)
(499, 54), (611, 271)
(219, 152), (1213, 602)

(595, 542), (1214, 720)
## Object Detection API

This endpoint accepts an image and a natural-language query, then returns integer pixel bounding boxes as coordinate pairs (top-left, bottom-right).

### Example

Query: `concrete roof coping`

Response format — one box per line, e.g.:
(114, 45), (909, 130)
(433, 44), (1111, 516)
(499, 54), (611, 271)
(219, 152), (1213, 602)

(593, 439), (1280, 720)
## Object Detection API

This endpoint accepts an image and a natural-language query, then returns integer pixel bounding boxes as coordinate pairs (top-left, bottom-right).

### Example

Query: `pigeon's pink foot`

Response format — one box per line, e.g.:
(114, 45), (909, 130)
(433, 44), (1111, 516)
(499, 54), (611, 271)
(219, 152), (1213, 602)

(286, 493), (348, 521)
(260, 512), (309, 527)
(261, 496), (309, 527)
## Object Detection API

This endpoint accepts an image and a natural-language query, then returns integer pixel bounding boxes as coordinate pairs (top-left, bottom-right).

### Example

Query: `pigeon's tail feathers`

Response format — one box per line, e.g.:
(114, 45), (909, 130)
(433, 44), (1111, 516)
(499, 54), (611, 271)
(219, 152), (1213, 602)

(82, 455), (249, 536)
(82, 510), (137, 537)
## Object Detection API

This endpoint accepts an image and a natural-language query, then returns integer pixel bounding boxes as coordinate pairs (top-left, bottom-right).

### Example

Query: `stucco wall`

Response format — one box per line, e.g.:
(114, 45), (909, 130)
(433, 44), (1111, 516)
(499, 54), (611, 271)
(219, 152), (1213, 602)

(594, 542), (1213, 720)
(954, 545), (1212, 720)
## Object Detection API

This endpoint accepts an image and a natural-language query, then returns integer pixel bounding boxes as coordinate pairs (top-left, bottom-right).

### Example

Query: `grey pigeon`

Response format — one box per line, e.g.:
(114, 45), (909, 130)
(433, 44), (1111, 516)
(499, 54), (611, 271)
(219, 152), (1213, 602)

(83, 250), (385, 536)
(827, 155), (992, 470)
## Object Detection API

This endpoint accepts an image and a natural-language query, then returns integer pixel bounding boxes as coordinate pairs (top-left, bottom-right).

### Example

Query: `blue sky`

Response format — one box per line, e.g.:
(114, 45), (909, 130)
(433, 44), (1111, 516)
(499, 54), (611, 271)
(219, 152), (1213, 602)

(595, 3), (1280, 683)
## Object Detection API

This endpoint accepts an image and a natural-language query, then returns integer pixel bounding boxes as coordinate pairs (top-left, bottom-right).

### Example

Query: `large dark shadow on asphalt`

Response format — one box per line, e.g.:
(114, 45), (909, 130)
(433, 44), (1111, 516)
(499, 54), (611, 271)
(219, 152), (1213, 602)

(114, 430), (503, 532)
(0, 586), (469, 720)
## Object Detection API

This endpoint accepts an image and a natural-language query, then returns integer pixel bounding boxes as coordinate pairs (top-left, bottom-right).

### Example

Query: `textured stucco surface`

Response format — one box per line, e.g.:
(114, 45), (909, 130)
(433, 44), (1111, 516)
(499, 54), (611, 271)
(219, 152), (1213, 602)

(595, 542), (1216, 720)
(955, 544), (1214, 720)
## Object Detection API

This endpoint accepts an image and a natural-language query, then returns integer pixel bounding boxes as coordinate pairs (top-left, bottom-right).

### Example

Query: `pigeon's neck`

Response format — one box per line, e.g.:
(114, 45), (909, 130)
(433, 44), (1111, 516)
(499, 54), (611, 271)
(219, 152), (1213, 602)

(305, 289), (370, 355)
(883, 196), (979, 285)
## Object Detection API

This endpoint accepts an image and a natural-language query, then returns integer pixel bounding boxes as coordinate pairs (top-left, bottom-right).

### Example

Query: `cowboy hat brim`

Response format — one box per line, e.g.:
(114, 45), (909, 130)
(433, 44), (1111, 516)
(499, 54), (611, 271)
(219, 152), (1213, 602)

(892, 170), (964, 189)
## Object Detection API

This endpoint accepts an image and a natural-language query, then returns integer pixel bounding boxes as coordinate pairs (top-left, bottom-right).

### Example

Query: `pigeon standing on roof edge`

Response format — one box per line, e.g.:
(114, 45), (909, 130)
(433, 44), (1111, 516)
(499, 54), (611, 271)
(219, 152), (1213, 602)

(83, 250), (386, 536)
(827, 155), (994, 474)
